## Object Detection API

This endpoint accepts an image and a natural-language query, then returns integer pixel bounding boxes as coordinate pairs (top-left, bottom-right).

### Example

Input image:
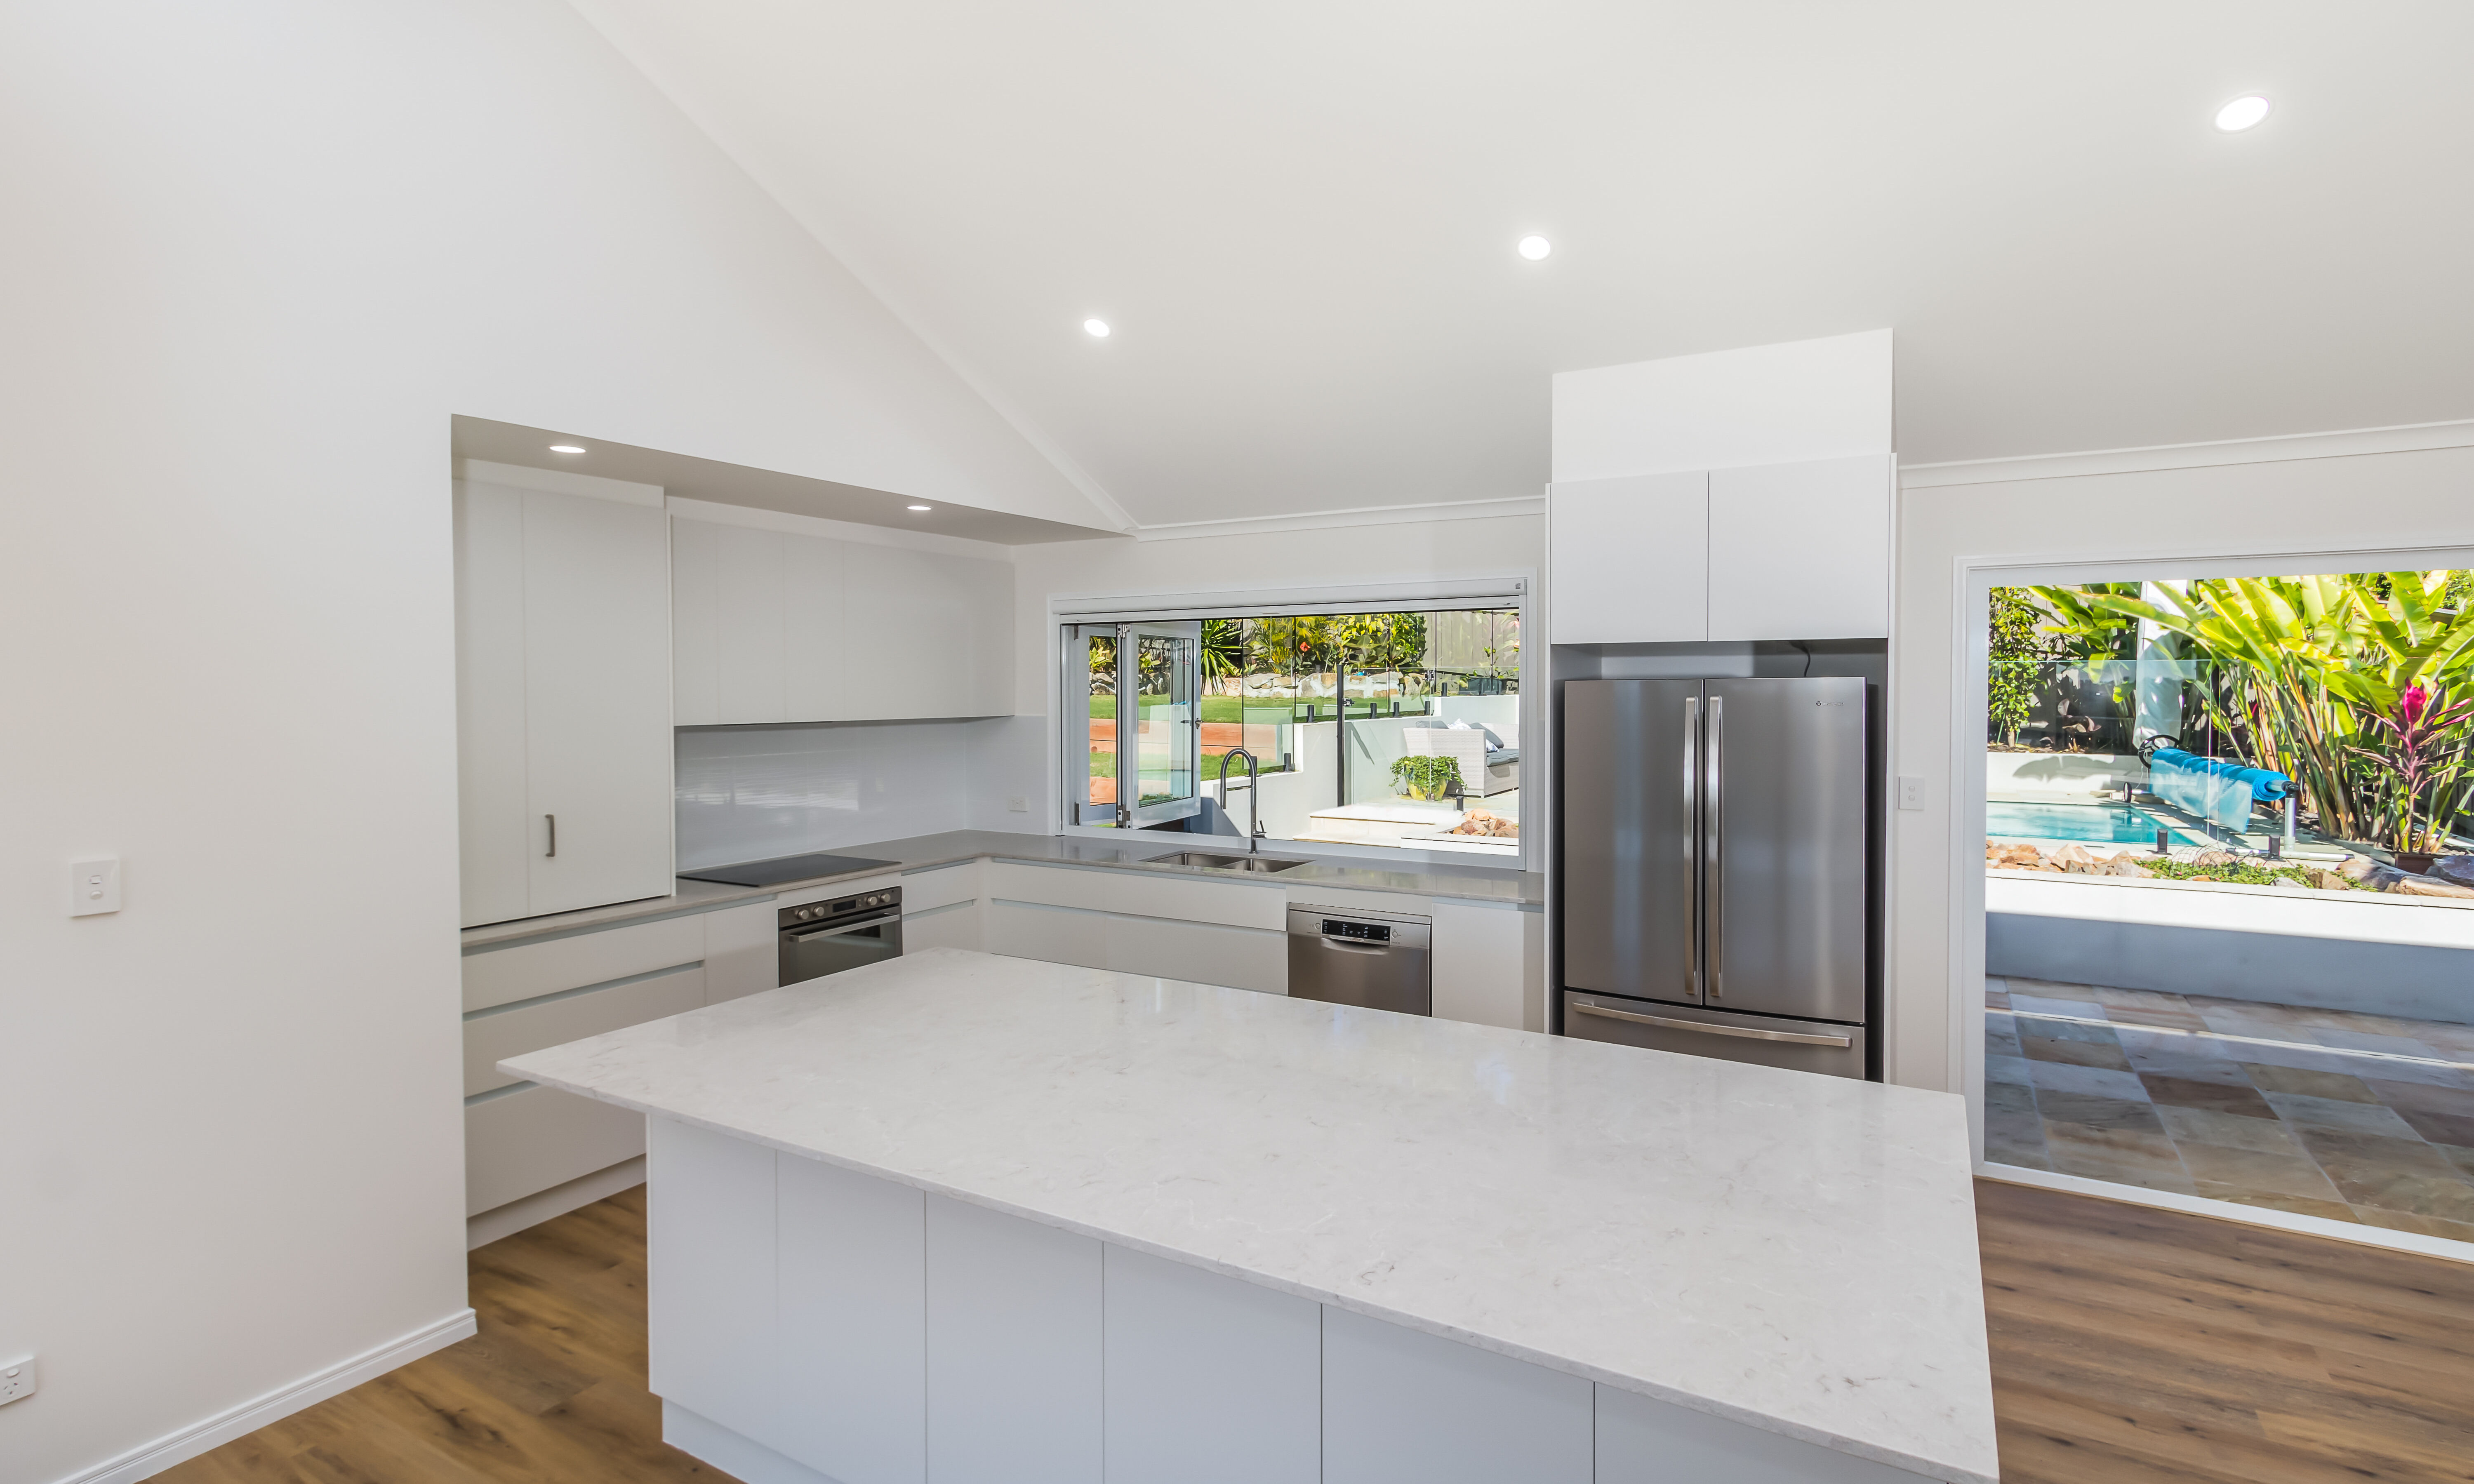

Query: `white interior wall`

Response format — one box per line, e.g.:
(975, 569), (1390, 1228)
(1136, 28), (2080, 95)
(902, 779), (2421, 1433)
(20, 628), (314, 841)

(1890, 435), (2474, 1098)
(1005, 515), (1546, 832)
(0, 3), (1100, 1479)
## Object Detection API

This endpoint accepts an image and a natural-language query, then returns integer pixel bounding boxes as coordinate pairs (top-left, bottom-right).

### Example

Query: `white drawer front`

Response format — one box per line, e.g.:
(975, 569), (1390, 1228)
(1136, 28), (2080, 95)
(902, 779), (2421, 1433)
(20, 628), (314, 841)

(465, 1084), (644, 1217)
(985, 899), (1109, 971)
(900, 859), (982, 913)
(1108, 917), (1285, 995)
(462, 913), (705, 1013)
(904, 899), (983, 953)
(986, 861), (1283, 931)
(464, 964), (706, 1097)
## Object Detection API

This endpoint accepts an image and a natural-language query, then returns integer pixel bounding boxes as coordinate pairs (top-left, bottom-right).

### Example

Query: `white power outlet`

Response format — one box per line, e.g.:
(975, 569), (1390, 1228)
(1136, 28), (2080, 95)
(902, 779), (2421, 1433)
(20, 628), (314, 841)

(1006, 796), (1030, 813)
(1896, 776), (1926, 811)
(0, 1355), (37, 1406)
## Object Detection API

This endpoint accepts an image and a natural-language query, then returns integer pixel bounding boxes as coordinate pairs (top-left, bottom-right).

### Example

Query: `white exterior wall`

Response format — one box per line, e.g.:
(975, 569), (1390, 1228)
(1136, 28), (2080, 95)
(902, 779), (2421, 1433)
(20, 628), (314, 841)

(0, 4), (1103, 1480)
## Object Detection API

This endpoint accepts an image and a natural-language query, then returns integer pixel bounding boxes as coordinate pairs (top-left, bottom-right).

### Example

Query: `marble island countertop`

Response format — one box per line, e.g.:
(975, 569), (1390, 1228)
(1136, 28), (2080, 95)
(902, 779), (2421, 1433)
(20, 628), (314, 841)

(461, 828), (1542, 949)
(502, 948), (1997, 1484)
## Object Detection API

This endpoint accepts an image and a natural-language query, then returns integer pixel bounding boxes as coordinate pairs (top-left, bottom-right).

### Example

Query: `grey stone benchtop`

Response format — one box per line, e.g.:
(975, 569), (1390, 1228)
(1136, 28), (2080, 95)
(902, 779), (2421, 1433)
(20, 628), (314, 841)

(502, 950), (1997, 1484)
(462, 829), (1542, 950)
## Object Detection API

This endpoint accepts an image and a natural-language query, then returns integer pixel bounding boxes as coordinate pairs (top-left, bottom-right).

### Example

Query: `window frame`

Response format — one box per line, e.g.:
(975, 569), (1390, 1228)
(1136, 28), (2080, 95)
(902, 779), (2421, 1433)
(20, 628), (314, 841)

(1048, 576), (1536, 872)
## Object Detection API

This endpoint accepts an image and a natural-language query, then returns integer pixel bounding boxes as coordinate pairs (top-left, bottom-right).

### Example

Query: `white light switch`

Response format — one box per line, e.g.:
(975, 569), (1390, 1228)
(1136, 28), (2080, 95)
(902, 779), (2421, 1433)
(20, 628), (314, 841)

(71, 858), (120, 916)
(1896, 776), (1926, 811)
(1006, 795), (1030, 813)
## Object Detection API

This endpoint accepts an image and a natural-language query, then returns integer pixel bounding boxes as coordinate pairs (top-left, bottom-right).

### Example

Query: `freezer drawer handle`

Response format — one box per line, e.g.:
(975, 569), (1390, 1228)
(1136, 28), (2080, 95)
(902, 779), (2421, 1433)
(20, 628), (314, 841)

(1572, 1001), (1851, 1048)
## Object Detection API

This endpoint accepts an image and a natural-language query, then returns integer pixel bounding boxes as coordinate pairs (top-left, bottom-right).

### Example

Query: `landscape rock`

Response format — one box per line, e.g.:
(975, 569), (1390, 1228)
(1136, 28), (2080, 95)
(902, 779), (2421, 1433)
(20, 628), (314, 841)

(2336, 854), (2380, 881)
(2307, 868), (2353, 891)
(2100, 857), (2154, 878)
(2191, 849), (2240, 869)
(2432, 854), (2474, 889)
(2392, 875), (2474, 899)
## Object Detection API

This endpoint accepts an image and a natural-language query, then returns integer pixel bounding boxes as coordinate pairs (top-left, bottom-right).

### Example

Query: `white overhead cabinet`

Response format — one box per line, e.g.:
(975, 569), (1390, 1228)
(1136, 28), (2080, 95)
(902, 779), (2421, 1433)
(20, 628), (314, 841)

(1549, 455), (1890, 643)
(671, 515), (1015, 725)
(455, 466), (675, 927)
(1545, 470), (1707, 644)
(1549, 330), (1894, 645)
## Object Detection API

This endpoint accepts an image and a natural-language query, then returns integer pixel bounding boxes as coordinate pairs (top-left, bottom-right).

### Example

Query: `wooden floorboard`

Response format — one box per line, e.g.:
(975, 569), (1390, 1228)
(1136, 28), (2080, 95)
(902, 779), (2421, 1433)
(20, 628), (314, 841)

(157, 1177), (2474, 1482)
(1977, 1177), (2474, 1483)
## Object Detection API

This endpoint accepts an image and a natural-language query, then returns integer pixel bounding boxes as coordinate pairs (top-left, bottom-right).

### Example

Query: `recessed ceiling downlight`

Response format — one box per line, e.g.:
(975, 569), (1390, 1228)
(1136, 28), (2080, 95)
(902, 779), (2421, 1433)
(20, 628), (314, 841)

(548, 444), (586, 454)
(1517, 235), (1552, 261)
(1083, 318), (1111, 338)
(2214, 95), (2270, 132)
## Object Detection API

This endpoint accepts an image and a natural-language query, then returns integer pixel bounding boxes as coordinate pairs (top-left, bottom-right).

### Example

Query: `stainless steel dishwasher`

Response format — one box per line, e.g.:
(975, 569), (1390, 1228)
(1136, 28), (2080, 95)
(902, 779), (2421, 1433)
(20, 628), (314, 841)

(1286, 905), (1431, 1015)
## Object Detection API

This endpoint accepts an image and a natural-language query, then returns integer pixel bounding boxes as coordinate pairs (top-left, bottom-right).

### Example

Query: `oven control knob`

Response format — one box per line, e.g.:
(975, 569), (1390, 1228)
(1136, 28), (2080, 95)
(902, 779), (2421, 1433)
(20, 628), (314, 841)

(796, 908), (814, 921)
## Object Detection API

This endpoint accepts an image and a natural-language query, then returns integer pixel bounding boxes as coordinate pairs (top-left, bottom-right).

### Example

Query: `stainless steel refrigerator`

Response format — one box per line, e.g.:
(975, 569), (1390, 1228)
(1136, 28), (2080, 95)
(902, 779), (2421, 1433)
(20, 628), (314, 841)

(1558, 677), (1873, 1078)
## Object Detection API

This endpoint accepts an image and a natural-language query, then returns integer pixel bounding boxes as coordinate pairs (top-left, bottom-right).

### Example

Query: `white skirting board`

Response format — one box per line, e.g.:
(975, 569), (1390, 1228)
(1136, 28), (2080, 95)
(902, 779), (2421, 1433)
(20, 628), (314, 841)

(47, 1309), (477, 1484)
(1977, 1162), (2474, 1266)
(467, 1155), (647, 1249)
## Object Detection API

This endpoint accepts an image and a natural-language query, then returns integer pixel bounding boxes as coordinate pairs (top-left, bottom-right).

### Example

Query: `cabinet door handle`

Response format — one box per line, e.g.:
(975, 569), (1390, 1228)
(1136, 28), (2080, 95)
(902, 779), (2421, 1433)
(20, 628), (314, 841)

(545, 814), (556, 858)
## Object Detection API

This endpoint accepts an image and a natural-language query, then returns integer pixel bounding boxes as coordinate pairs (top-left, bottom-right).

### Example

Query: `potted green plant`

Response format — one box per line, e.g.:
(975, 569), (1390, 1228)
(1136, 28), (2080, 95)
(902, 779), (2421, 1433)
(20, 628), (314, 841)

(1390, 754), (1463, 802)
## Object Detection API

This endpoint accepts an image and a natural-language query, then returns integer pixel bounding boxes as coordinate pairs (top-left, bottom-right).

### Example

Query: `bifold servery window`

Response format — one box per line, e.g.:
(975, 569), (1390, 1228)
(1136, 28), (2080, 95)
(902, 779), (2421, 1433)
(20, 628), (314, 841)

(1060, 602), (1523, 856)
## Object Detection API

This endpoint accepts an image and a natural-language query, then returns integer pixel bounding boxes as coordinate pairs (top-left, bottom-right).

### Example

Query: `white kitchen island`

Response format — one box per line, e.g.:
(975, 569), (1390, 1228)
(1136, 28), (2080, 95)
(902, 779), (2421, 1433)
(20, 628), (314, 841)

(501, 948), (1997, 1484)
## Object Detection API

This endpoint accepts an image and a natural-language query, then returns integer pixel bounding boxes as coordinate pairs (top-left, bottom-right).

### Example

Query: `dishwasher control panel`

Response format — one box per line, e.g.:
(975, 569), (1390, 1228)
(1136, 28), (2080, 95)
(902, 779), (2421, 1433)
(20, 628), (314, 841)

(1321, 918), (1392, 943)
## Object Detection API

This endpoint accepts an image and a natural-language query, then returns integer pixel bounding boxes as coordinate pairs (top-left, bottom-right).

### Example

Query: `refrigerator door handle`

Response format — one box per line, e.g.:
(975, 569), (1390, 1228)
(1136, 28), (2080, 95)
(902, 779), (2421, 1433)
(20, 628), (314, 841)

(1705, 694), (1723, 1000)
(1571, 1000), (1852, 1048)
(1683, 694), (1700, 1000)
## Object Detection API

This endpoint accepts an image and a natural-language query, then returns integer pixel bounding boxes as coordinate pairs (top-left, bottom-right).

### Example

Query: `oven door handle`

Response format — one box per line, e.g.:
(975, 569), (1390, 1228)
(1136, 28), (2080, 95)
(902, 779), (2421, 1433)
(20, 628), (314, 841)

(785, 913), (898, 944)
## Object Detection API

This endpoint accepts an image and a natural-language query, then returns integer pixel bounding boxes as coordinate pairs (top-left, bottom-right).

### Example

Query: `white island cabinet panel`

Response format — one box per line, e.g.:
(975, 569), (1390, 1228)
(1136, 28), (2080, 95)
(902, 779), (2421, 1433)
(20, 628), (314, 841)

(776, 1155), (927, 1484)
(1597, 1383), (1938, 1483)
(647, 1117), (779, 1447)
(1102, 1244), (1320, 1484)
(925, 1195), (1103, 1484)
(1321, 1304), (1593, 1484)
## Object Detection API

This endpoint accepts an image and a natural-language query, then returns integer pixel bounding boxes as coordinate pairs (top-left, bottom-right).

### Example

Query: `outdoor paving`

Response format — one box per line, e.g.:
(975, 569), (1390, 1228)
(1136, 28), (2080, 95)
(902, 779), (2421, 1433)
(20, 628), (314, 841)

(1985, 975), (2474, 1244)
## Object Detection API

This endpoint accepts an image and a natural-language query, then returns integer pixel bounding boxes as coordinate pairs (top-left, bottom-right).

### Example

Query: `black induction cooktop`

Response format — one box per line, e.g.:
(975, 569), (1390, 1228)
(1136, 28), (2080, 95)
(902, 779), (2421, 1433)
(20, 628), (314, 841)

(678, 852), (902, 888)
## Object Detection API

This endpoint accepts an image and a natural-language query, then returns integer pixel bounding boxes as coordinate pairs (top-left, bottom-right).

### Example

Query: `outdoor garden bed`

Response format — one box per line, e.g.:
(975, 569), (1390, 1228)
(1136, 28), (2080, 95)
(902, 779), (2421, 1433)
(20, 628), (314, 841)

(1986, 838), (2474, 900)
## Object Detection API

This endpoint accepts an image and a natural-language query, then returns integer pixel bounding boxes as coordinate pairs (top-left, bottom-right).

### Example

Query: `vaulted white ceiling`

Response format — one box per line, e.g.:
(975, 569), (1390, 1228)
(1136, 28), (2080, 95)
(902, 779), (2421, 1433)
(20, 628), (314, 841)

(569, 1), (2474, 528)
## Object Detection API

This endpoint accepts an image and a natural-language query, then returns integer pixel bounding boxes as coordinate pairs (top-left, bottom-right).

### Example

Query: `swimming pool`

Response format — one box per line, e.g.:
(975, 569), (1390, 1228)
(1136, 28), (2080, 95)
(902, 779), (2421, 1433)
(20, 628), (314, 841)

(1985, 800), (2209, 846)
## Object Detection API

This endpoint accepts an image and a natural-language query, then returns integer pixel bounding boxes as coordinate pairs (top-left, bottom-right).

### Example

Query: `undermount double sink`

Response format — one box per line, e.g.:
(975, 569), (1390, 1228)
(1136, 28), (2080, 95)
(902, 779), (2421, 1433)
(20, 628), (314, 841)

(1149, 849), (1311, 875)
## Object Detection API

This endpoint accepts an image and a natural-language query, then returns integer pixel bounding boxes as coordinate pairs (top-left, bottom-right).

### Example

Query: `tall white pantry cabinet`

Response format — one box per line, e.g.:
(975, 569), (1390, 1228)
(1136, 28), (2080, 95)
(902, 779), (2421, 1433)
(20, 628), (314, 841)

(454, 464), (676, 928)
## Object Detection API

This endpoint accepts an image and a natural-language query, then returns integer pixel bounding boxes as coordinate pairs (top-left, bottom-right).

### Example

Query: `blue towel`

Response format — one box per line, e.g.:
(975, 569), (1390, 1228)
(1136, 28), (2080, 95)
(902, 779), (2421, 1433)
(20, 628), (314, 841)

(2148, 748), (2291, 802)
